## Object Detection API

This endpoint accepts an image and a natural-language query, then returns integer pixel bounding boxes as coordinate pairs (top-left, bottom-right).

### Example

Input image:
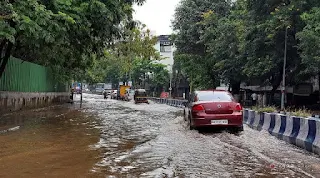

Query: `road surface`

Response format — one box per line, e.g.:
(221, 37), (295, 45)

(1, 94), (320, 178)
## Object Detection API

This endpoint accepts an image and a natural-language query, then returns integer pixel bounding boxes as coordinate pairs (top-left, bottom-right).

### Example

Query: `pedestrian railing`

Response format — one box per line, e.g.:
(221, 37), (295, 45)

(148, 97), (187, 108)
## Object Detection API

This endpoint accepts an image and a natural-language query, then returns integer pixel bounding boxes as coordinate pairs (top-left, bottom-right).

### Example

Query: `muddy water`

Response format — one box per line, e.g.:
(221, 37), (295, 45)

(1, 94), (320, 178)
(0, 103), (102, 178)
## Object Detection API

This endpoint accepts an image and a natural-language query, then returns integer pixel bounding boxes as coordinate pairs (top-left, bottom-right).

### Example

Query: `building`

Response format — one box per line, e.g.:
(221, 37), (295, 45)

(154, 35), (176, 72)
(217, 76), (320, 107)
(152, 35), (190, 99)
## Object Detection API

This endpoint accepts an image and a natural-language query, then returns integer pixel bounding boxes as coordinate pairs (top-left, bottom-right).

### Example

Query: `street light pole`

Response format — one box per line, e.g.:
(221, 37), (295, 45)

(80, 81), (83, 108)
(168, 64), (172, 98)
(169, 73), (172, 98)
(281, 27), (288, 111)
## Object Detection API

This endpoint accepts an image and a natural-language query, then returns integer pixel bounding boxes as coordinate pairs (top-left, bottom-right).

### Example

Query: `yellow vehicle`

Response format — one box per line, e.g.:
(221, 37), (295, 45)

(134, 89), (149, 104)
(119, 85), (130, 100)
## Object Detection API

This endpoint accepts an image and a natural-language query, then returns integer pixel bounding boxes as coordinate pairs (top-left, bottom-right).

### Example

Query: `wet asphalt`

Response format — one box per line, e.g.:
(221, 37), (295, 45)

(1, 93), (320, 178)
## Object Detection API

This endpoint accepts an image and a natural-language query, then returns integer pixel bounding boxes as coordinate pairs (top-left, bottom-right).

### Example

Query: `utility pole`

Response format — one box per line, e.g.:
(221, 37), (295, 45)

(80, 81), (83, 108)
(169, 74), (172, 98)
(281, 27), (288, 111)
(169, 65), (173, 98)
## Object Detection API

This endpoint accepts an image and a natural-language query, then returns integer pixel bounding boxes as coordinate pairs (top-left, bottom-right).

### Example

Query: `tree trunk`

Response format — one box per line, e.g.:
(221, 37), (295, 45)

(318, 72), (320, 103)
(231, 81), (241, 95)
(0, 41), (13, 79)
(0, 40), (6, 56)
(270, 76), (282, 105)
(80, 81), (83, 108)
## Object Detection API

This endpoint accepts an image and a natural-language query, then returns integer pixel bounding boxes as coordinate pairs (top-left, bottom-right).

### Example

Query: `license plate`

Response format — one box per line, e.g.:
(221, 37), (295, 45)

(211, 120), (228, 125)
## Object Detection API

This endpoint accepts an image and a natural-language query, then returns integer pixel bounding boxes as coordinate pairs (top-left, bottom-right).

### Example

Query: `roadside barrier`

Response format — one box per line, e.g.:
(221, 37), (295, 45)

(244, 109), (320, 155)
(150, 99), (320, 155)
(148, 97), (187, 108)
(312, 115), (320, 119)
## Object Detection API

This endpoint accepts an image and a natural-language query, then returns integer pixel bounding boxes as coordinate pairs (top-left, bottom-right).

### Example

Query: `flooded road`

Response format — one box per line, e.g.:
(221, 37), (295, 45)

(1, 93), (320, 177)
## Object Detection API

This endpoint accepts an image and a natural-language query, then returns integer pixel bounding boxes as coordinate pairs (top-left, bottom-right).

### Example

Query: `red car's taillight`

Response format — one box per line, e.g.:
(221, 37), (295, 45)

(235, 103), (243, 111)
(192, 104), (205, 112)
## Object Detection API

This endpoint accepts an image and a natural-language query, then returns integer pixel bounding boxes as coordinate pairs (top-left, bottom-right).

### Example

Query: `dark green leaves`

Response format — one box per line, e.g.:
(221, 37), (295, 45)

(173, 0), (320, 91)
(1, 0), (145, 81)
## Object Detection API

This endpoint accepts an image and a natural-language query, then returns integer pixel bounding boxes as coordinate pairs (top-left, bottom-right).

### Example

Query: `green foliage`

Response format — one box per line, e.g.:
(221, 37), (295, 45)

(172, 0), (230, 90)
(0, 0), (146, 82)
(173, 0), (320, 95)
(200, 3), (246, 92)
(84, 24), (163, 88)
(131, 58), (169, 89)
(297, 7), (320, 76)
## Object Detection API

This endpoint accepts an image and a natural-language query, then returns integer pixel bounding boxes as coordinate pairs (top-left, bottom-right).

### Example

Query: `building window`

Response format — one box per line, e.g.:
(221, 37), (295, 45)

(160, 46), (165, 52)
(160, 45), (171, 52)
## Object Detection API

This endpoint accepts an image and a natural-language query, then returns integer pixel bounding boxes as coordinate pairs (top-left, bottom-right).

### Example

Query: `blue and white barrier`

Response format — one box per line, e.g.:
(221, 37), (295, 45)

(148, 98), (187, 108)
(150, 99), (320, 155)
(312, 115), (320, 118)
(244, 109), (320, 155)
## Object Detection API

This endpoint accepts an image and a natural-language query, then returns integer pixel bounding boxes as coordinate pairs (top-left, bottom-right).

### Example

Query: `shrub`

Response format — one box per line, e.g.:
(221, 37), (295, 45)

(252, 106), (278, 113)
(251, 106), (312, 118)
(286, 108), (311, 118)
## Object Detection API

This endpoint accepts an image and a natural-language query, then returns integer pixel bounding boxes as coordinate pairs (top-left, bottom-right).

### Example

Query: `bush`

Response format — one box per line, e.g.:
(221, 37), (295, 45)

(286, 108), (311, 118)
(251, 106), (312, 118)
(252, 106), (278, 113)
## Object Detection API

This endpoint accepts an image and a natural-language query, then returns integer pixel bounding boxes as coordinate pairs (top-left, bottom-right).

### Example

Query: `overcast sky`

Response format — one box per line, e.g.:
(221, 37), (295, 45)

(133, 0), (181, 35)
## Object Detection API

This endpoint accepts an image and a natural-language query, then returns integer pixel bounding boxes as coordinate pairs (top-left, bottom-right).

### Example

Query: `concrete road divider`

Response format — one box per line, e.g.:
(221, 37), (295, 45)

(244, 109), (320, 155)
(312, 115), (320, 119)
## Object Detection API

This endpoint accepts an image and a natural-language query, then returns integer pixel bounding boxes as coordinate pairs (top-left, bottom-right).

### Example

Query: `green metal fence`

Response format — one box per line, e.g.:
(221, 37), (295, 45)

(0, 57), (67, 92)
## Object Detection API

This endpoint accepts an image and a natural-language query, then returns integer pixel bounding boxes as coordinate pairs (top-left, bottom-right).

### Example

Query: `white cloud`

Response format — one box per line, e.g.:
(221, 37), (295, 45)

(133, 0), (181, 36)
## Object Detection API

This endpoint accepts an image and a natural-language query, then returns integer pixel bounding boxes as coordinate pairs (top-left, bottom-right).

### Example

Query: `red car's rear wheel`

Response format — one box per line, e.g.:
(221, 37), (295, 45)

(189, 116), (195, 130)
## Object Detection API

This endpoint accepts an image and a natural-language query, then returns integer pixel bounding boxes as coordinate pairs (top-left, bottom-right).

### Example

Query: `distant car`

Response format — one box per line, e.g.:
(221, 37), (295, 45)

(95, 87), (104, 95)
(183, 90), (243, 132)
(83, 88), (90, 93)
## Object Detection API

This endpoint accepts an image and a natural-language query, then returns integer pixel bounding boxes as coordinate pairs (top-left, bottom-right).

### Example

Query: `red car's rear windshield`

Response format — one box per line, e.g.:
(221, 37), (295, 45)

(196, 91), (234, 102)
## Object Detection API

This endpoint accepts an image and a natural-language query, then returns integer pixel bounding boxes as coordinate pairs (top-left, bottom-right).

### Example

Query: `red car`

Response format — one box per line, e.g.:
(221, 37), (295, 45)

(183, 90), (243, 132)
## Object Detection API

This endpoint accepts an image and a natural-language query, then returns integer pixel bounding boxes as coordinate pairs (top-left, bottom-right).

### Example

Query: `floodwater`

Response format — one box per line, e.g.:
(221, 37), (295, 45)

(1, 93), (320, 178)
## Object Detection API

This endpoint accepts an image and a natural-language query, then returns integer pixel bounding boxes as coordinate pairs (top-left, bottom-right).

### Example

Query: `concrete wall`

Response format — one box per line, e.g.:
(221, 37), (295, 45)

(0, 91), (69, 114)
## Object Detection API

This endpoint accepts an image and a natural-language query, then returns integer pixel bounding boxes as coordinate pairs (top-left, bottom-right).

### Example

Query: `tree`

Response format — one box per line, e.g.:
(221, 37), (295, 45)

(84, 24), (160, 86)
(200, 1), (247, 94)
(297, 7), (320, 99)
(243, 0), (320, 96)
(172, 0), (320, 105)
(297, 7), (320, 77)
(113, 24), (160, 83)
(149, 63), (170, 94)
(131, 58), (169, 92)
(172, 0), (231, 90)
(0, 0), (146, 81)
